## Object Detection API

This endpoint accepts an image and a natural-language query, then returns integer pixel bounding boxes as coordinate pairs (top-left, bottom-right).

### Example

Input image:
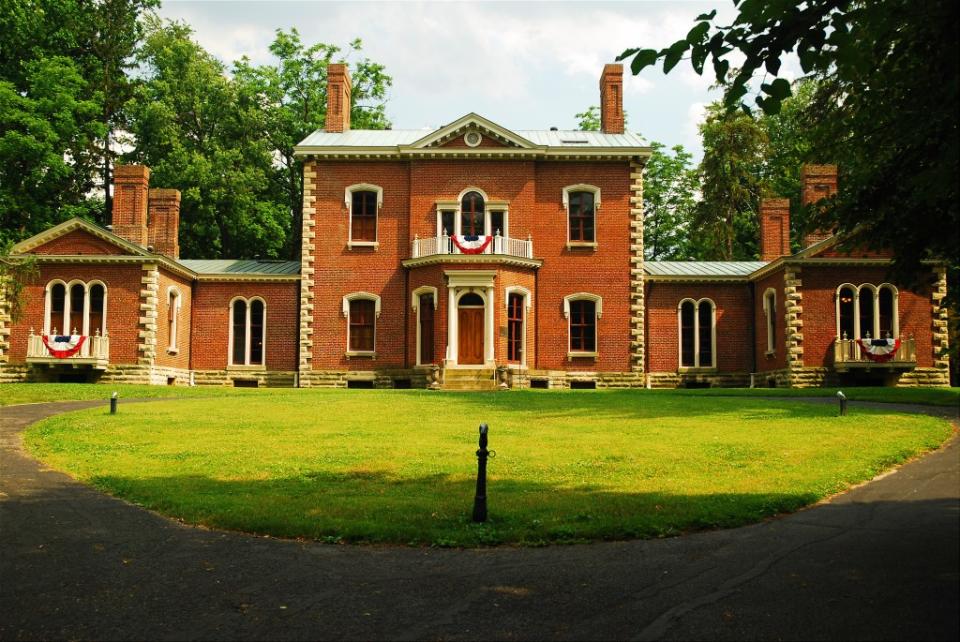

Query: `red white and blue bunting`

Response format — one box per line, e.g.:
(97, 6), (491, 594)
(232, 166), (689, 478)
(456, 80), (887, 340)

(857, 337), (901, 363)
(42, 334), (86, 359)
(452, 234), (491, 255)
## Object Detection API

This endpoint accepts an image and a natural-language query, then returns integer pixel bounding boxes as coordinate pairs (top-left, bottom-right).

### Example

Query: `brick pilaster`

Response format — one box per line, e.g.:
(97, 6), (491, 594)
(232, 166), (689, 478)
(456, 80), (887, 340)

(784, 266), (804, 374)
(298, 161), (317, 386)
(629, 159), (645, 374)
(139, 263), (159, 366)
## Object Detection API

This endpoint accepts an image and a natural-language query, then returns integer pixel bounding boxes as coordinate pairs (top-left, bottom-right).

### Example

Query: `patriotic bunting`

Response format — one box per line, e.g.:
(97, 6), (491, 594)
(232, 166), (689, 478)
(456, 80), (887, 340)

(452, 234), (491, 254)
(856, 337), (901, 363)
(41, 334), (86, 359)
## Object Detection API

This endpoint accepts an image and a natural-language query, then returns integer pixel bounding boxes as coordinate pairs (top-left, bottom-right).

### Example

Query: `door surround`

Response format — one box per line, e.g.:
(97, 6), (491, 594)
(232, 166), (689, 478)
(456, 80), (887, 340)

(445, 270), (496, 368)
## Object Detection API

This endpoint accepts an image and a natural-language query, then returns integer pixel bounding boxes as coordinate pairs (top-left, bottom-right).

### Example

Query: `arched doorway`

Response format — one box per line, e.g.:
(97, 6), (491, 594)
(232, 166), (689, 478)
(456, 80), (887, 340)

(457, 292), (485, 365)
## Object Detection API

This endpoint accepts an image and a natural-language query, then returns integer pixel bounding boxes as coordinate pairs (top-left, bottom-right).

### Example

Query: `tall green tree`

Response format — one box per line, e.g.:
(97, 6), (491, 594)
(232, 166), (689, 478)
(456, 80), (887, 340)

(642, 142), (699, 260)
(233, 31), (391, 257)
(696, 102), (768, 260)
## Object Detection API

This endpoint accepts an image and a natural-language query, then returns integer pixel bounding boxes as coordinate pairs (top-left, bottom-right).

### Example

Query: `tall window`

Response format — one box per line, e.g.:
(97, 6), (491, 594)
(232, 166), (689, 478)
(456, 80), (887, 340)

(835, 283), (899, 339)
(419, 293), (434, 364)
(440, 211), (455, 236)
(763, 289), (777, 354)
(878, 287), (894, 338)
(351, 190), (378, 242)
(230, 297), (266, 366)
(167, 289), (181, 352)
(568, 191), (595, 242)
(461, 191), (485, 236)
(859, 287), (875, 338)
(507, 293), (524, 362)
(679, 298), (715, 368)
(349, 299), (375, 352)
(44, 280), (107, 336)
(569, 300), (597, 352)
(838, 286), (856, 339)
(490, 211), (505, 237)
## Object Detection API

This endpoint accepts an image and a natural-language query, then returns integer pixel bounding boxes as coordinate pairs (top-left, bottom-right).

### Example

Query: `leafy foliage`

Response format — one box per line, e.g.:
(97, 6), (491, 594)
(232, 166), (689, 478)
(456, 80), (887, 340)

(642, 142), (699, 260)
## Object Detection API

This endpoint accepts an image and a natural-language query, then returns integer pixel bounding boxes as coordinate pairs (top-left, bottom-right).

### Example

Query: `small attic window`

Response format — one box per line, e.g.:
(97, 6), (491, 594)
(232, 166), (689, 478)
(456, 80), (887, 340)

(464, 131), (483, 147)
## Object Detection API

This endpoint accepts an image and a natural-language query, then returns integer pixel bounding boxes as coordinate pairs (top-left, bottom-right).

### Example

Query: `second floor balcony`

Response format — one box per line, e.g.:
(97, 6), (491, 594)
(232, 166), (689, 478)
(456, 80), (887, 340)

(26, 330), (110, 369)
(833, 336), (916, 371)
(411, 233), (534, 260)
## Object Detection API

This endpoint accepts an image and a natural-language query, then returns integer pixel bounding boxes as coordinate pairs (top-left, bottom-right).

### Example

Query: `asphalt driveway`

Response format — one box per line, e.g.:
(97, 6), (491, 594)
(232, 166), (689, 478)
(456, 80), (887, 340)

(1, 399), (957, 641)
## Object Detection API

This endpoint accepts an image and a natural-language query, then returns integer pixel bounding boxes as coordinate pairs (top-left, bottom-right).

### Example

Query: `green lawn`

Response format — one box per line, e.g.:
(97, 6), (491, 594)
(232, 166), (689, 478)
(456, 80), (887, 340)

(24, 389), (955, 546)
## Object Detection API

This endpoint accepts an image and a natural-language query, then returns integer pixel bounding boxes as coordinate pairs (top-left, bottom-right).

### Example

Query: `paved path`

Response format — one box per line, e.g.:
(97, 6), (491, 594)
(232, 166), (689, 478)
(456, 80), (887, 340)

(1, 399), (958, 641)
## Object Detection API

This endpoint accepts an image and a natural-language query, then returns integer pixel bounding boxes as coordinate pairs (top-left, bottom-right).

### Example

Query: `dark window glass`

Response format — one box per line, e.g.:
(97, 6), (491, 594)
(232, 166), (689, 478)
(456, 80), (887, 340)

(232, 300), (247, 364)
(349, 299), (375, 352)
(507, 293), (524, 362)
(878, 288), (894, 338)
(859, 288), (875, 338)
(460, 191), (485, 236)
(351, 191), (377, 242)
(459, 292), (484, 307)
(570, 300), (596, 352)
(568, 191), (595, 242)
(50, 283), (65, 333)
(441, 211), (455, 236)
(419, 294), (434, 364)
(249, 300), (264, 365)
(766, 292), (776, 351)
(698, 301), (713, 367)
(680, 301), (696, 367)
(490, 211), (504, 237)
(89, 284), (105, 335)
(69, 283), (85, 335)
(838, 287), (855, 339)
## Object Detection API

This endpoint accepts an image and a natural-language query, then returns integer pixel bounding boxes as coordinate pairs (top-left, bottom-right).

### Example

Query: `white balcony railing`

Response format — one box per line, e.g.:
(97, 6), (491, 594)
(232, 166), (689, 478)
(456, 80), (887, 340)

(411, 233), (534, 260)
(833, 336), (916, 369)
(26, 330), (110, 369)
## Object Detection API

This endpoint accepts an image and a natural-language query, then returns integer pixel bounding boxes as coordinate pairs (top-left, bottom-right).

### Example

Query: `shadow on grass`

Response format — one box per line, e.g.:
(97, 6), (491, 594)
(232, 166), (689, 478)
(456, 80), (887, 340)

(80, 469), (823, 547)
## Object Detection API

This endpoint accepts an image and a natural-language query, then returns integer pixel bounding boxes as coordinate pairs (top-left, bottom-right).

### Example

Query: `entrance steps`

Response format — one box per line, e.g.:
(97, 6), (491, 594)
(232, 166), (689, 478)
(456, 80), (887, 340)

(442, 368), (498, 391)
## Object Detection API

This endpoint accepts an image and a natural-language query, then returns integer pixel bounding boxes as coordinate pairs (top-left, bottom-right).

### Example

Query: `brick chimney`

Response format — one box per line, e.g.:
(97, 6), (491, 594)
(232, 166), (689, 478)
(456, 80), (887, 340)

(148, 188), (181, 258)
(801, 164), (838, 247)
(759, 198), (791, 260)
(599, 64), (624, 134)
(111, 164), (150, 247)
(326, 63), (352, 133)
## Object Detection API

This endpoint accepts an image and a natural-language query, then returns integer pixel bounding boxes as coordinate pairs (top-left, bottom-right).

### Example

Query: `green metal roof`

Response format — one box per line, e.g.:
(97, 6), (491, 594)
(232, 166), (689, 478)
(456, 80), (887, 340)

(644, 261), (768, 278)
(179, 259), (300, 275)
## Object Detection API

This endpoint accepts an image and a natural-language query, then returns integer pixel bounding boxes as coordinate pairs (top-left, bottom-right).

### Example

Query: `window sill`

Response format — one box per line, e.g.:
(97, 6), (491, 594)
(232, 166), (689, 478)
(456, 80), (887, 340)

(678, 366), (717, 373)
(345, 351), (376, 359)
(227, 364), (266, 371)
(166, 347), (179, 355)
(566, 241), (598, 251)
(568, 351), (598, 361)
(348, 241), (379, 250)
(765, 350), (776, 359)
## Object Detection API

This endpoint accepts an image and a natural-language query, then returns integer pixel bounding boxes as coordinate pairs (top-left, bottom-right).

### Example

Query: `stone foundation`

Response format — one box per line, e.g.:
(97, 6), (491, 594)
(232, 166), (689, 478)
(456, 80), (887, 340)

(647, 371), (751, 389)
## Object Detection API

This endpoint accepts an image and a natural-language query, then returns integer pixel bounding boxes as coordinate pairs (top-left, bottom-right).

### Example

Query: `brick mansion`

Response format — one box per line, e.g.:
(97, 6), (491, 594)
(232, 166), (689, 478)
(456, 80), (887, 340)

(0, 64), (950, 389)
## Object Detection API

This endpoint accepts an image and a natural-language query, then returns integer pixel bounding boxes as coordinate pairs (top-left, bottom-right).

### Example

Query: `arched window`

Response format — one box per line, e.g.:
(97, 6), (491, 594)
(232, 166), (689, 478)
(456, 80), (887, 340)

(763, 289), (777, 354)
(835, 283), (899, 339)
(858, 286), (876, 339)
(564, 293), (602, 356)
(230, 297), (266, 366)
(878, 285), (896, 338)
(837, 285), (856, 339)
(563, 185), (600, 244)
(44, 280), (107, 336)
(342, 292), (381, 355)
(460, 191), (485, 236)
(345, 184), (383, 246)
(678, 298), (716, 369)
(507, 293), (524, 362)
(167, 288), (182, 352)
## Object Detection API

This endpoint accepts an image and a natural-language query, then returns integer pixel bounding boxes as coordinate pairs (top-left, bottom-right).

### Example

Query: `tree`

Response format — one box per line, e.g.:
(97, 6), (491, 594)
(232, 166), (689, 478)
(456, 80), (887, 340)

(695, 103), (768, 260)
(575, 105), (627, 132)
(642, 142), (699, 260)
(233, 31), (392, 257)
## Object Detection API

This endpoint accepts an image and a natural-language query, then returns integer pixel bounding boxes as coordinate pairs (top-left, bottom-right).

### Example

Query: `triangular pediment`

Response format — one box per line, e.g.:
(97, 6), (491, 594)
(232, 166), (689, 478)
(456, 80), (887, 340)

(405, 113), (542, 150)
(11, 218), (152, 257)
(794, 227), (893, 260)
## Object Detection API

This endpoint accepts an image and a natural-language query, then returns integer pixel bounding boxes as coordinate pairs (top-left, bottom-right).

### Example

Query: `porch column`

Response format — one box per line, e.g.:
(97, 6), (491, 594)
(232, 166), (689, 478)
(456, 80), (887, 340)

(485, 286), (495, 364)
(447, 286), (456, 364)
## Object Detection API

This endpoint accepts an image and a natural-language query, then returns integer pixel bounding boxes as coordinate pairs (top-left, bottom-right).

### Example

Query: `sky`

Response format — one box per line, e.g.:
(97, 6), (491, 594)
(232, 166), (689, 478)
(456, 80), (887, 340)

(158, 0), (741, 159)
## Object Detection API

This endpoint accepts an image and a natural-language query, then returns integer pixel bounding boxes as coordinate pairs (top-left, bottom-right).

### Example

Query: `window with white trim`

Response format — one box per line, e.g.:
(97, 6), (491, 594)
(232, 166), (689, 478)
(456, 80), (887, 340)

(345, 184), (383, 246)
(230, 297), (266, 366)
(167, 288), (182, 353)
(564, 293), (602, 356)
(44, 279), (107, 336)
(562, 185), (601, 244)
(678, 298), (716, 369)
(342, 292), (381, 355)
(435, 188), (509, 239)
(763, 289), (776, 355)
(835, 283), (899, 339)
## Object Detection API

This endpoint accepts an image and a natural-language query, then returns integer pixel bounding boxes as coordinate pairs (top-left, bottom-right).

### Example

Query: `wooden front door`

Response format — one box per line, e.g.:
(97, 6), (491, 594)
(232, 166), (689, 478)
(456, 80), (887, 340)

(458, 308), (484, 364)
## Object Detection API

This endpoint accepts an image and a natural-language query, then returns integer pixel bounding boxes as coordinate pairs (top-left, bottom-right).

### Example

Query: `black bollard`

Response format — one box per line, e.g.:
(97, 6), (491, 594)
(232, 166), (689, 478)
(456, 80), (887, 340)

(837, 390), (847, 416)
(472, 423), (490, 523)
(110, 391), (118, 415)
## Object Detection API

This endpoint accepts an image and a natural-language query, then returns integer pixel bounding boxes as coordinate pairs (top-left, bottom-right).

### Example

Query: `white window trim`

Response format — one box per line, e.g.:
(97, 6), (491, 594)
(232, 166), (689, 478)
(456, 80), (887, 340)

(834, 283), (899, 339)
(343, 292), (381, 357)
(677, 298), (717, 370)
(228, 296), (267, 368)
(345, 183), (383, 248)
(562, 184), (601, 248)
(504, 286), (532, 366)
(762, 288), (777, 356)
(44, 279), (108, 337)
(166, 286), (182, 354)
(563, 292), (602, 358)
(411, 286), (438, 366)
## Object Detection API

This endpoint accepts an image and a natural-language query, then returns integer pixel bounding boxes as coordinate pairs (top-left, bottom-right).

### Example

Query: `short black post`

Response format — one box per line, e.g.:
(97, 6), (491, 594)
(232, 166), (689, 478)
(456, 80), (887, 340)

(110, 391), (118, 415)
(472, 423), (489, 523)
(837, 390), (847, 416)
